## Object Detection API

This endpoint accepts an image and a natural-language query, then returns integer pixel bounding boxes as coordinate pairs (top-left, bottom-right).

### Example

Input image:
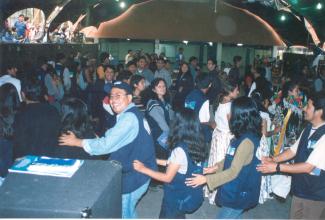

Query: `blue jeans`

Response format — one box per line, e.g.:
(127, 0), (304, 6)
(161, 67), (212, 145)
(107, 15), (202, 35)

(217, 206), (243, 219)
(122, 180), (150, 218)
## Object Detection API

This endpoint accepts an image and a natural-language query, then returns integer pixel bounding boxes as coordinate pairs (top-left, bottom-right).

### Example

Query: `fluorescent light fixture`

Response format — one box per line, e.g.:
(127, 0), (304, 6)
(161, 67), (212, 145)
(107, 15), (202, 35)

(183, 40), (189, 45)
(208, 42), (213, 46)
(126, 38), (130, 41)
(119, 2), (126, 9)
(237, 43), (243, 46)
(316, 2), (322, 10)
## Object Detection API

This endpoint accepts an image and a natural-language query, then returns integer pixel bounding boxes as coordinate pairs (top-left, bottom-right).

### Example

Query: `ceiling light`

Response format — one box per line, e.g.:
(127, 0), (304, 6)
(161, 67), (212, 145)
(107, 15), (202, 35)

(119, 2), (126, 9)
(316, 2), (322, 10)
(208, 42), (213, 46)
(280, 15), (286, 21)
(237, 43), (243, 46)
(126, 38), (130, 41)
(182, 40), (189, 45)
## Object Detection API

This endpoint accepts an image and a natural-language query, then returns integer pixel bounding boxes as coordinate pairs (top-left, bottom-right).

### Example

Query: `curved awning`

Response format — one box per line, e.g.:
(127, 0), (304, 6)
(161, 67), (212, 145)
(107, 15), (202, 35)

(94, 0), (285, 46)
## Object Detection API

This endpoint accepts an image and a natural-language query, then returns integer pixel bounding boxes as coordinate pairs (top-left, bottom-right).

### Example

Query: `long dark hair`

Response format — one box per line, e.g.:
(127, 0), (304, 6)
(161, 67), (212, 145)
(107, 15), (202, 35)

(178, 62), (190, 75)
(229, 96), (262, 138)
(218, 79), (237, 104)
(251, 89), (268, 113)
(60, 97), (94, 138)
(168, 108), (205, 163)
(143, 78), (170, 105)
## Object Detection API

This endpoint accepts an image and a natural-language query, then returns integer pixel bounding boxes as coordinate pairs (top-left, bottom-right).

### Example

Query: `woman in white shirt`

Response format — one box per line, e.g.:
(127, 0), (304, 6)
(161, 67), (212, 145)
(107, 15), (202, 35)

(205, 80), (239, 204)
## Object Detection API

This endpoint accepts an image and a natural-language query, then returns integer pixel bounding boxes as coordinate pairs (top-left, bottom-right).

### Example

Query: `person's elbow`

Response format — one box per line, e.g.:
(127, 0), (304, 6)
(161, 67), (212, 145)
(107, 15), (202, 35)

(304, 163), (315, 174)
(164, 176), (174, 183)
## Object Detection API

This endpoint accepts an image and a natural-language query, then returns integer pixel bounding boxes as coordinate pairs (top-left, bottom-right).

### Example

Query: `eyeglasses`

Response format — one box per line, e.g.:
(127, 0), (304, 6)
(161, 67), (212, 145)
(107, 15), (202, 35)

(109, 93), (128, 100)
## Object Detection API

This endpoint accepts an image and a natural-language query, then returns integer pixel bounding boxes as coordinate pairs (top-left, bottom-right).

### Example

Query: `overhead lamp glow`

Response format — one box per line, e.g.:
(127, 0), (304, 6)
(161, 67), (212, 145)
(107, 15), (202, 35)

(183, 40), (189, 45)
(316, 2), (322, 10)
(237, 43), (243, 47)
(119, 2), (126, 9)
(126, 38), (130, 41)
(208, 42), (213, 46)
(280, 15), (286, 21)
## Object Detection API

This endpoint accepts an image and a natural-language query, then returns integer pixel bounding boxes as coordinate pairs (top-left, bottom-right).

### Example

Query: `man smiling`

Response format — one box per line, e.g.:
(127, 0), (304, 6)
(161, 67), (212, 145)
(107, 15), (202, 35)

(257, 92), (325, 219)
(59, 81), (157, 218)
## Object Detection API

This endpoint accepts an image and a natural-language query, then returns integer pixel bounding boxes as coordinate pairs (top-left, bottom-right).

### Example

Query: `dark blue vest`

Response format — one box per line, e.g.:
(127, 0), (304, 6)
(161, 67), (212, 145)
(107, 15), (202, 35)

(146, 99), (170, 143)
(292, 123), (325, 201)
(184, 89), (206, 114)
(109, 106), (157, 194)
(184, 89), (212, 143)
(216, 133), (261, 209)
(163, 142), (204, 213)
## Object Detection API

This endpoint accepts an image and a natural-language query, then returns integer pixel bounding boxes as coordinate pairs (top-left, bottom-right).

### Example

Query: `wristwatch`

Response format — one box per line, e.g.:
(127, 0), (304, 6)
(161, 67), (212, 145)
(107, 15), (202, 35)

(276, 163), (281, 173)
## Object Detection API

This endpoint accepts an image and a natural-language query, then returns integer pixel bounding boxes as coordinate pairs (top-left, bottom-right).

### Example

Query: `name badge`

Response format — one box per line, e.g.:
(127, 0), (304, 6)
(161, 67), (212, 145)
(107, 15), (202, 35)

(307, 140), (317, 150)
(226, 147), (236, 156)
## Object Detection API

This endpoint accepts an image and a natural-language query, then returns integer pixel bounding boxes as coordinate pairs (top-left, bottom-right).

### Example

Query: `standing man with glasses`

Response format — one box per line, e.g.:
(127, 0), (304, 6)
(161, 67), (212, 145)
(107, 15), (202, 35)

(59, 81), (157, 218)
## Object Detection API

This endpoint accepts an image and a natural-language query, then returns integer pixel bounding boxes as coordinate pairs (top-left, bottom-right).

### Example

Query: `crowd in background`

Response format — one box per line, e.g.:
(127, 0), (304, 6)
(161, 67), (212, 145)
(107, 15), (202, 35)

(1, 44), (325, 218)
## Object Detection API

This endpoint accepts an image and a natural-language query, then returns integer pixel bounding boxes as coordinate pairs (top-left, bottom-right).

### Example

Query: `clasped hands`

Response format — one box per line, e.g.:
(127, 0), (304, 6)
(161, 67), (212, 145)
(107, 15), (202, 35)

(256, 156), (277, 173)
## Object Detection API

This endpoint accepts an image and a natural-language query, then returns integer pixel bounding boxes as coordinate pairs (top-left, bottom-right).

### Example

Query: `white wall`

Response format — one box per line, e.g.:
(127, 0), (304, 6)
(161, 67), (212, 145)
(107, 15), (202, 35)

(100, 40), (155, 61)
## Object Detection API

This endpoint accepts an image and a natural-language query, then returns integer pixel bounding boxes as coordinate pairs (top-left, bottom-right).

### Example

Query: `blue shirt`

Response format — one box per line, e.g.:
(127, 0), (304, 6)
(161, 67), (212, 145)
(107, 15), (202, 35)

(83, 103), (139, 155)
(14, 21), (26, 38)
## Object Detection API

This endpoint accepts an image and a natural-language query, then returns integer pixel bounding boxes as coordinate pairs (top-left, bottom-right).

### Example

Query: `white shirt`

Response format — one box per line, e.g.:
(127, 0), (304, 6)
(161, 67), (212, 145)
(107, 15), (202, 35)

(214, 102), (231, 132)
(290, 122), (325, 171)
(168, 147), (188, 174)
(0, 74), (22, 101)
(248, 82), (256, 97)
(199, 100), (210, 123)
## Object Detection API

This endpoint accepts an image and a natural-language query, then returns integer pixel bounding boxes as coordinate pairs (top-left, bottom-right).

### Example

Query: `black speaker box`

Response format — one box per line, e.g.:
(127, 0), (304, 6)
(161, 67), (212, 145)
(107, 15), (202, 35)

(0, 160), (122, 218)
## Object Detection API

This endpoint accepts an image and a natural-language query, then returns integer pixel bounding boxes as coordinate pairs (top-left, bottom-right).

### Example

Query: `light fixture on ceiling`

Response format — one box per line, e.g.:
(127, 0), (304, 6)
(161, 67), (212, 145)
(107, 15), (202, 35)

(119, 1), (126, 9)
(183, 40), (189, 45)
(280, 15), (286, 21)
(208, 42), (213, 46)
(237, 43), (243, 47)
(316, 2), (322, 10)
(126, 38), (130, 41)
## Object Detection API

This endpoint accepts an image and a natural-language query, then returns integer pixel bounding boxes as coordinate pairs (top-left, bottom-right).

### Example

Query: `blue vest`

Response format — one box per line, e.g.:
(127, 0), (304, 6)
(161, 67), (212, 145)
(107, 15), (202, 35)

(110, 106), (157, 194)
(146, 99), (170, 142)
(184, 89), (212, 143)
(163, 142), (204, 213)
(216, 133), (261, 209)
(292, 123), (325, 201)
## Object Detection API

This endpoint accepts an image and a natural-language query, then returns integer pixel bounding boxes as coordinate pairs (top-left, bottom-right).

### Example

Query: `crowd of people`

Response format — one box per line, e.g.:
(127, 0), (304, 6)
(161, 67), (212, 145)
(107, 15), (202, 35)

(1, 14), (83, 44)
(0, 47), (325, 219)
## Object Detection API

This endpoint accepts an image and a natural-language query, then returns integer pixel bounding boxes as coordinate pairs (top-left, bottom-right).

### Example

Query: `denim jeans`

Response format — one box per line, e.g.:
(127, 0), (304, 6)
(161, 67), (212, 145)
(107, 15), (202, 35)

(217, 206), (243, 219)
(122, 180), (150, 218)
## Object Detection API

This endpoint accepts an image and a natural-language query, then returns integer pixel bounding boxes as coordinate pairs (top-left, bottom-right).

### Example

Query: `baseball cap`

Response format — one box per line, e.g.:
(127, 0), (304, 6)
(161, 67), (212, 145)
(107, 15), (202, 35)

(111, 81), (132, 94)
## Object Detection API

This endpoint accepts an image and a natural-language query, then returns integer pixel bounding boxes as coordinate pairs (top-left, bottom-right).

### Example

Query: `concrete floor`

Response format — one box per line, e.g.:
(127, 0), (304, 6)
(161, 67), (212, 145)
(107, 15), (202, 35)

(137, 187), (291, 219)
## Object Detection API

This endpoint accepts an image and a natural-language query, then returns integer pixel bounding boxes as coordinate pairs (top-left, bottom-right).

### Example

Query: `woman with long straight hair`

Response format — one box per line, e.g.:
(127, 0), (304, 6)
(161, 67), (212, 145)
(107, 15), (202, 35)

(133, 108), (205, 218)
(186, 96), (262, 219)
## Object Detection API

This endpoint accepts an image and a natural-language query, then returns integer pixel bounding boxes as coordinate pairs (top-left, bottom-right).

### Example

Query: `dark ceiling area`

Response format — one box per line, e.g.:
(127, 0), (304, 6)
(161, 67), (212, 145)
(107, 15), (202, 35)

(1, 0), (324, 46)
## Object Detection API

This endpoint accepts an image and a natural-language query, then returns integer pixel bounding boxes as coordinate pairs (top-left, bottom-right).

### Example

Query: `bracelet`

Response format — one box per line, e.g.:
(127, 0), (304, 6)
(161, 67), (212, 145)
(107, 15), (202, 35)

(276, 163), (281, 173)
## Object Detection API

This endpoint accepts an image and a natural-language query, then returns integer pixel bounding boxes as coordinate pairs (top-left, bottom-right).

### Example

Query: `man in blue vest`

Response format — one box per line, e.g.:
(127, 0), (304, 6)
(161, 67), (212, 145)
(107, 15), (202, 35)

(59, 81), (157, 218)
(257, 92), (325, 219)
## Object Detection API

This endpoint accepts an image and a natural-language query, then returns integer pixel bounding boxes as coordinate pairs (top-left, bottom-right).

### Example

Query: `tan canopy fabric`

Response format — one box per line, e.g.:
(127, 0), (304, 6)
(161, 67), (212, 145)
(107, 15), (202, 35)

(93, 0), (285, 46)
